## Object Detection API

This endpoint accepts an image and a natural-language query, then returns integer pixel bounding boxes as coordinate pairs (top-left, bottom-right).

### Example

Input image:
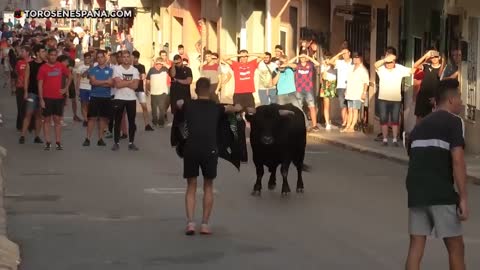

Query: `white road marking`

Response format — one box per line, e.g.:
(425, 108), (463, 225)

(144, 188), (219, 195)
(305, 151), (328, 154)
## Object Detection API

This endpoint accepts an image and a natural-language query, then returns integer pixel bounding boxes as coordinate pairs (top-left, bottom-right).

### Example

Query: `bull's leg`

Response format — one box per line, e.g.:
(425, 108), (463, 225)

(295, 162), (304, 193)
(280, 162), (291, 196)
(268, 165), (277, 190)
(252, 165), (264, 196)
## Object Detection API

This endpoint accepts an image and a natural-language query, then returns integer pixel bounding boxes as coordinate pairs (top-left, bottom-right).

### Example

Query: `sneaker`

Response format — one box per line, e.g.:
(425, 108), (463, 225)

(19, 136), (25, 144)
(382, 141), (388, 147)
(44, 142), (51, 151)
(97, 139), (106, 146)
(325, 124), (332, 130)
(185, 222), (196, 236)
(128, 143), (139, 151)
(82, 138), (90, 146)
(34, 137), (43, 144)
(200, 224), (212, 235)
(309, 126), (321, 133)
(73, 115), (83, 122)
(111, 143), (120, 151)
(83, 121), (88, 127)
(105, 131), (113, 139)
(145, 124), (154, 131)
(56, 143), (63, 150)
(120, 134), (128, 140)
(61, 120), (67, 127)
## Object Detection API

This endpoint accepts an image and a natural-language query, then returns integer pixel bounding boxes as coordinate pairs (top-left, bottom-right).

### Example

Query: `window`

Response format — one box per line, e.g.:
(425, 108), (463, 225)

(280, 28), (287, 54)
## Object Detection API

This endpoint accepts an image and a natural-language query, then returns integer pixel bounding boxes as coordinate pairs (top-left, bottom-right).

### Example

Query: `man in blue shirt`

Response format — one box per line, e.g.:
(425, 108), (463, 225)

(83, 50), (114, 146)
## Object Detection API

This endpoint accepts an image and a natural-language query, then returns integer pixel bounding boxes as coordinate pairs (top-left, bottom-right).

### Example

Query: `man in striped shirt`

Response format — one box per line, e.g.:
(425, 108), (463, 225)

(405, 79), (468, 270)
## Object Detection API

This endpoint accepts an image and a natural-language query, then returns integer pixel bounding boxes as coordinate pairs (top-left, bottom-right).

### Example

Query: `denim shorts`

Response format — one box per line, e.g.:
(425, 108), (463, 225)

(347, 100), (362, 110)
(378, 99), (401, 125)
(296, 91), (315, 107)
(79, 89), (91, 103)
(25, 93), (39, 112)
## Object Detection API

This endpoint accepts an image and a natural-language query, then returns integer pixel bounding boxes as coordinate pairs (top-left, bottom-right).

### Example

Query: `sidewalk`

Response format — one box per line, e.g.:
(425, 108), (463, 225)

(308, 129), (480, 184)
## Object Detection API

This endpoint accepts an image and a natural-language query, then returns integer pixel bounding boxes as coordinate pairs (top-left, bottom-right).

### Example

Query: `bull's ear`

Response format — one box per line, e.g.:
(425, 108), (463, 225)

(278, 109), (295, 116)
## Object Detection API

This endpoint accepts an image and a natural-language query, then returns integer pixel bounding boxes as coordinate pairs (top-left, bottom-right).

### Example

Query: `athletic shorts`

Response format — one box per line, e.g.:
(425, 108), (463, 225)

(42, 98), (64, 117)
(136, 91), (147, 104)
(88, 97), (112, 119)
(79, 89), (91, 103)
(233, 93), (255, 109)
(409, 205), (462, 238)
(183, 150), (219, 179)
(347, 100), (363, 110)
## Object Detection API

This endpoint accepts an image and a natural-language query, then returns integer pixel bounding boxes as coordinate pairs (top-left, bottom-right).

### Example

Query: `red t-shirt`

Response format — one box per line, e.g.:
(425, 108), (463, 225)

(45, 20), (52, 30)
(68, 48), (76, 60)
(230, 60), (258, 94)
(15, 59), (29, 88)
(37, 62), (70, 99)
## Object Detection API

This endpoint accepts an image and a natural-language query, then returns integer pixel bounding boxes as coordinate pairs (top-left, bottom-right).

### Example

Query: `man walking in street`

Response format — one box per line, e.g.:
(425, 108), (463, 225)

(83, 50), (113, 147)
(19, 44), (46, 145)
(176, 78), (242, 235)
(146, 57), (170, 127)
(405, 79), (468, 270)
(14, 45), (31, 131)
(132, 50), (154, 131)
(38, 49), (72, 150)
(111, 50), (140, 151)
(169, 54), (193, 114)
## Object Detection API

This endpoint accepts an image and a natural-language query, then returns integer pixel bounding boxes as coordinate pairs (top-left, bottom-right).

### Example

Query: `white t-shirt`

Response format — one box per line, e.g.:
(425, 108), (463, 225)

(113, 65), (140, 100)
(75, 63), (92, 90)
(345, 65), (369, 101)
(376, 65), (411, 102)
(322, 64), (337, 81)
(335, 59), (353, 89)
(257, 61), (277, 89)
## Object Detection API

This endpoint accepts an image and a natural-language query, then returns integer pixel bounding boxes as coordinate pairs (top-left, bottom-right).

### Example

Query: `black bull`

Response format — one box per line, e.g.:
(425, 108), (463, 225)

(245, 103), (310, 196)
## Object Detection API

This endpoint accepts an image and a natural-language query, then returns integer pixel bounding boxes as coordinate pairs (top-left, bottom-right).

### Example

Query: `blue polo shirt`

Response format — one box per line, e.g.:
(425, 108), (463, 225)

(88, 65), (113, 98)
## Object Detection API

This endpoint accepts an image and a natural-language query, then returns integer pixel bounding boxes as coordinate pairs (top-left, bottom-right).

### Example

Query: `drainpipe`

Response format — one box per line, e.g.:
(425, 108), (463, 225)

(266, 0), (272, 52)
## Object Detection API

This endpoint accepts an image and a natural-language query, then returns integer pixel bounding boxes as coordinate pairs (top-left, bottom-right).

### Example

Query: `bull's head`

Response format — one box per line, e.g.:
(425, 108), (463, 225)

(246, 105), (295, 145)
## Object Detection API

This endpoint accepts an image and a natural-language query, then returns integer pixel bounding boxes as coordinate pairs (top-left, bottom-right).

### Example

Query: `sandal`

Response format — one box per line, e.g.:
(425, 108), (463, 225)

(185, 222), (196, 236)
(200, 224), (212, 235)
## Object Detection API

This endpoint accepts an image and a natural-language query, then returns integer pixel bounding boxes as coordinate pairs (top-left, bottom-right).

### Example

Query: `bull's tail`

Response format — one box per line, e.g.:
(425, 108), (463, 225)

(302, 164), (311, 172)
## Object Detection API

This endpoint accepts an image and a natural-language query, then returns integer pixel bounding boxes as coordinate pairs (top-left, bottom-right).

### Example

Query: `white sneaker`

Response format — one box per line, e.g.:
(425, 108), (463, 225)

(325, 124), (332, 130)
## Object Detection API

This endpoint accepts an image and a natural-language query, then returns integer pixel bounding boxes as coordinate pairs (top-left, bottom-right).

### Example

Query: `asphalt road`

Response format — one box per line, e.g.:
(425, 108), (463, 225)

(1, 93), (479, 270)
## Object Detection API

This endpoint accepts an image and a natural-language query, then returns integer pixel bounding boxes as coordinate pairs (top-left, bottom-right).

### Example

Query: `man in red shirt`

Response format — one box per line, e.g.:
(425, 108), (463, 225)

(38, 49), (72, 150)
(45, 18), (52, 32)
(222, 50), (263, 110)
(14, 45), (32, 131)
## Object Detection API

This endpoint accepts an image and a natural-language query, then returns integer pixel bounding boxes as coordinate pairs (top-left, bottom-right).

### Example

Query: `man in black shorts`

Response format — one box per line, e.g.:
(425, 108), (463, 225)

(38, 49), (72, 150)
(176, 78), (242, 236)
(169, 54), (192, 114)
(83, 50), (114, 146)
(222, 50), (263, 110)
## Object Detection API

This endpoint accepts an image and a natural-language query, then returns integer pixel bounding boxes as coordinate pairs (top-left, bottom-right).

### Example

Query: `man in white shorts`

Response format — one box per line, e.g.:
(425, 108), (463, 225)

(132, 50), (154, 131)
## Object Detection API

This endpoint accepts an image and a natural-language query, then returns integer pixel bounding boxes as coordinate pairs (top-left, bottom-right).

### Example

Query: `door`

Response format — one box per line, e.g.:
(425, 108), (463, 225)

(289, 6), (298, 54)
(466, 17), (478, 121)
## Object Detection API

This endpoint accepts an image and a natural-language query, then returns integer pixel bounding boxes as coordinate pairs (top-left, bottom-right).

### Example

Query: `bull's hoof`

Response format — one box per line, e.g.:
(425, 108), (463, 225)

(281, 191), (290, 197)
(268, 184), (276, 190)
(296, 188), (304, 193)
(251, 190), (261, 196)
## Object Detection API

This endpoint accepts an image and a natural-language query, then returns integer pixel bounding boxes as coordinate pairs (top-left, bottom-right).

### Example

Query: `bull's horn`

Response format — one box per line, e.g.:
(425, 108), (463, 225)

(278, 109), (294, 116)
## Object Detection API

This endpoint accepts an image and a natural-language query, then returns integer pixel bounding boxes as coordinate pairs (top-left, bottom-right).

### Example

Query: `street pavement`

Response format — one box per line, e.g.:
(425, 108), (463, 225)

(0, 94), (480, 269)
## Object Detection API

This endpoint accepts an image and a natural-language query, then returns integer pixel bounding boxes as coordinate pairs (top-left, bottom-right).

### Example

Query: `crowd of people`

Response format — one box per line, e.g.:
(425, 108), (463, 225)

(0, 20), (470, 268)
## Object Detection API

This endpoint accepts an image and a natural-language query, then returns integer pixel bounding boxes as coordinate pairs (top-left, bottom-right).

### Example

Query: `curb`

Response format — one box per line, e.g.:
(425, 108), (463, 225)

(0, 146), (20, 270)
(307, 134), (480, 185)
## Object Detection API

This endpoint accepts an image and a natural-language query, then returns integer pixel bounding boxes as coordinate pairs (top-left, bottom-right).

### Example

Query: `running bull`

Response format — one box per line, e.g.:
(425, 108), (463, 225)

(246, 103), (309, 196)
